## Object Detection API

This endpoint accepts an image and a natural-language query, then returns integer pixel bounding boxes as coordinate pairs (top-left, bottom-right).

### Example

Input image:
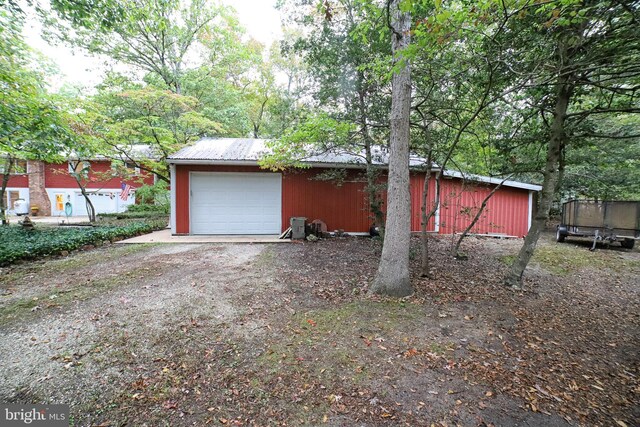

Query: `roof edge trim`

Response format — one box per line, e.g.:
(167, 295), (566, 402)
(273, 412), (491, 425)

(442, 169), (542, 191)
(168, 159), (541, 191)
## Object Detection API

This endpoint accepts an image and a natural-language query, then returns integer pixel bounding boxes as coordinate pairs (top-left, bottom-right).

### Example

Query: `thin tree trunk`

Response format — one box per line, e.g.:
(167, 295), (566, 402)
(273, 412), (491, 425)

(420, 168), (444, 276)
(361, 117), (382, 229)
(366, 165), (384, 229)
(78, 185), (96, 223)
(370, 1), (412, 297)
(452, 176), (510, 258)
(419, 154), (433, 277)
(1, 157), (15, 225)
(253, 98), (268, 138)
(70, 161), (97, 223)
(505, 72), (573, 289)
(357, 77), (384, 230)
(418, 53), (495, 274)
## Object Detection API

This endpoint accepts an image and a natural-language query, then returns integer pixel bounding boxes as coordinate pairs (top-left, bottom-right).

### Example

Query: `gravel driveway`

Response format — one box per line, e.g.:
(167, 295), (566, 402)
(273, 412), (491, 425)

(0, 243), (276, 422)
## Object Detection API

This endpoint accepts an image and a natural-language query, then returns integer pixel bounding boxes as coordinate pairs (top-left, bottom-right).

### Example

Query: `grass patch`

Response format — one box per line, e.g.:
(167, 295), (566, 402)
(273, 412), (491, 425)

(501, 244), (639, 275)
(500, 255), (516, 265)
(0, 263), (156, 325)
(254, 246), (277, 268)
(297, 300), (424, 335)
(0, 244), (151, 288)
(257, 300), (425, 384)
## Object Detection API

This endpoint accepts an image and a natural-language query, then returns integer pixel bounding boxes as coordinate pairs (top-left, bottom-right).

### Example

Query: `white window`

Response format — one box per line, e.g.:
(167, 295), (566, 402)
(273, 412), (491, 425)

(0, 159), (27, 174)
(68, 161), (90, 175)
(111, 160), (140, 175)
(125, 162), (141, 175)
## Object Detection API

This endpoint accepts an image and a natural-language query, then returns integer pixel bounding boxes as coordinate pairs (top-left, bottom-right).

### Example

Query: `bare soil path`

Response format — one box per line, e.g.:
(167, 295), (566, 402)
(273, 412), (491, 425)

(0, 234), (637, 427)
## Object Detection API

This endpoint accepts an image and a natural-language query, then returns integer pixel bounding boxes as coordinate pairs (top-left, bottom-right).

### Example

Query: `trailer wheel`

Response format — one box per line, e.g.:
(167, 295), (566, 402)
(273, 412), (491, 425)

(556, 228), (566, 243)
(621, 239), (635, 249)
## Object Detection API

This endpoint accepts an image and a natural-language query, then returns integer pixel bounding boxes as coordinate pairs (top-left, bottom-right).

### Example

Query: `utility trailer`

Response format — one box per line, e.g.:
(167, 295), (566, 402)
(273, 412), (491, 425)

(556, 200), (640, 250)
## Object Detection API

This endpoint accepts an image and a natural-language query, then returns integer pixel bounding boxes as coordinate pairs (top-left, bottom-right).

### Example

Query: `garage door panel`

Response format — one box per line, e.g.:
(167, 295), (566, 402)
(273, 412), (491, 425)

(190, 172), (281, 235)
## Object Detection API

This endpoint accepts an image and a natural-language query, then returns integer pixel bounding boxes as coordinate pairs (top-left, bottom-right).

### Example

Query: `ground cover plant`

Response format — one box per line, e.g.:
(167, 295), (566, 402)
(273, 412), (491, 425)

(0, 219), (167, 266)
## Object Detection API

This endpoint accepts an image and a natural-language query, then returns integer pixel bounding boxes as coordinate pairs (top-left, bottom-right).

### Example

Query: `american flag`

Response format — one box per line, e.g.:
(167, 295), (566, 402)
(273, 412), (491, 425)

(120, 183), (132, 201)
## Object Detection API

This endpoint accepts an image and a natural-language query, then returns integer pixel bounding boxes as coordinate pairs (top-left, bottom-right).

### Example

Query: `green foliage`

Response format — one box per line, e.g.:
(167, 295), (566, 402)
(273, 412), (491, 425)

(0, 221), (166, 266)
(181, 30), (306, 138)
(46, 0), (126, 31)
(407, 0), (640, 192)
(0, 8), (72, 161)
(279, 0), (391, 141)
(46, 0), (297, 140)
(562, 115), (640, 200)
(1, 5), (75, 223)
(45, 0), (224, 93)
(182, 68), (253, 137)
(133, 181), (170, 211)
(75, 85), (222, 182)
(269, 2), (393, 225)
(259, 114), (356, 170)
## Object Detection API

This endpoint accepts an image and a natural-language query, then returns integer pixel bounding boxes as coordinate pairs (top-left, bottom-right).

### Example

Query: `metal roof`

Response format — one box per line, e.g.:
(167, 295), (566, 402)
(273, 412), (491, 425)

(64, 144), (160, 161)
(442, 170), (542, 191)
(168, 138), (541, 191)
(169, 138), (267, 162)
(168, 138), (427, 166)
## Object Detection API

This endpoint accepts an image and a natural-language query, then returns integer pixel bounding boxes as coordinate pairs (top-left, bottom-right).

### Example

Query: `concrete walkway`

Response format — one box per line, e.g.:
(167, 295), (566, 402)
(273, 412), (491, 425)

(117, 228), (289, 244)
(6, 214), (92, 224)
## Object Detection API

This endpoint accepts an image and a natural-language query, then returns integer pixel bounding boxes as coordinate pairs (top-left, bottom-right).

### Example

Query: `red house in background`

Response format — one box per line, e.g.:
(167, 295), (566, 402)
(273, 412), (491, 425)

(168, 138), (541, 237)
(2, 159), (155, 217)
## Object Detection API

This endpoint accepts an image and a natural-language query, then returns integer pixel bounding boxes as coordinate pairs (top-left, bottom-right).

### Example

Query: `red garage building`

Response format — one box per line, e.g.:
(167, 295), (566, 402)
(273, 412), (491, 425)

(168, 138), (541, 236)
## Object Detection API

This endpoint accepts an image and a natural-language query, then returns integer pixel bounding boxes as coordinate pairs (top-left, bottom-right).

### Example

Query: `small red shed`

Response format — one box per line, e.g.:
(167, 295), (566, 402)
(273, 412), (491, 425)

(168, 138), (541, 236)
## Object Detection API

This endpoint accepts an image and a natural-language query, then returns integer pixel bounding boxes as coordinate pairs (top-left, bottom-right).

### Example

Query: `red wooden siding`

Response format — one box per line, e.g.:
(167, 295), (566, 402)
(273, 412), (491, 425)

(1, 174), (28, 188)
(438, 178), (530, 237)
(174, 165), (530, 236)
(282, 169), (373, 232)
(45, 161), (154, 189)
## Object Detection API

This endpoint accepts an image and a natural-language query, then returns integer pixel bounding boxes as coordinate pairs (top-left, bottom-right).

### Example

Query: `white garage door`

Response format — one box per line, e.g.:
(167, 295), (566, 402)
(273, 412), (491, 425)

(75, 191), (118, 215)
(190, 172), (282, 235)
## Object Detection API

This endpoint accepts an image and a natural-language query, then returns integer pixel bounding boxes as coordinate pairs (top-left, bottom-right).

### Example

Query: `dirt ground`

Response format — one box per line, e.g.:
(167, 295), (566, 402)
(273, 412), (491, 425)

(0, 233), (637, 426)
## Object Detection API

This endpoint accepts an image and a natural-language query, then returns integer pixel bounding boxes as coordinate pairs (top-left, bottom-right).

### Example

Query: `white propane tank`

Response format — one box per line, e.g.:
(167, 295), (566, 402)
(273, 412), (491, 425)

(14, 199), (29, 215)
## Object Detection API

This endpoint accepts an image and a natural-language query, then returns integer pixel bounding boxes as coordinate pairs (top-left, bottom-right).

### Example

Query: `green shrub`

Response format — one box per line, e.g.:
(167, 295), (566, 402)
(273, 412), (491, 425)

(134, 181), (170, 212)
(99, 210), (168, 219)
(0, 220), (166, 266)
(126, 203), (169, 214)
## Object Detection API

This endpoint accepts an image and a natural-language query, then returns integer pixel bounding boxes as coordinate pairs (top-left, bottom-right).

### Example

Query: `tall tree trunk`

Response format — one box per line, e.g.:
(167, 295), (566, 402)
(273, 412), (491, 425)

(370, 1), (412, 297)
(505, 73), (573, 289)
(1, 157), (15, 225)
(452, 177), (509, 258)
